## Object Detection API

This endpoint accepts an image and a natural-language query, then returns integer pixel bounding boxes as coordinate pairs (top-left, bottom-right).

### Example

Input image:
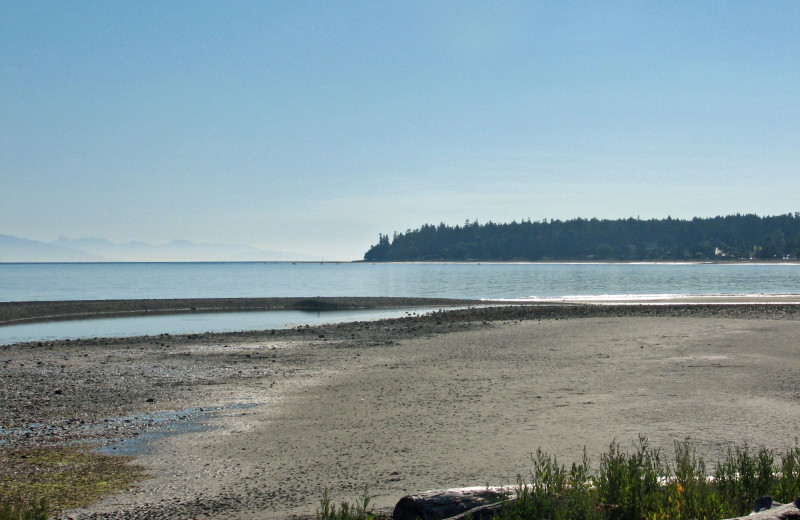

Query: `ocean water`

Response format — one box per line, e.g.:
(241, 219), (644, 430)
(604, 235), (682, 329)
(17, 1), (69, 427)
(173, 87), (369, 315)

(2, 261), (799, 302)
(1, 262), (798, 344)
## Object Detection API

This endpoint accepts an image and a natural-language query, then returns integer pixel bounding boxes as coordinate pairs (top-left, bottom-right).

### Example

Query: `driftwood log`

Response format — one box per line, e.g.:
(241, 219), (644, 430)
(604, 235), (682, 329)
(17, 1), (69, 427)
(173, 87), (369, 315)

(393, 486), (521, 520)
(442, 499), (519, 520)
(725, 497), (800, 520)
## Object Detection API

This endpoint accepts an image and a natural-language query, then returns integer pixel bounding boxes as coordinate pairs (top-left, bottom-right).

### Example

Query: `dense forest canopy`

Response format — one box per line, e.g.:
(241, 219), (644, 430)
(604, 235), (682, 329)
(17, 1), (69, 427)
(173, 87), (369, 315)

(364, 213), (800, 262)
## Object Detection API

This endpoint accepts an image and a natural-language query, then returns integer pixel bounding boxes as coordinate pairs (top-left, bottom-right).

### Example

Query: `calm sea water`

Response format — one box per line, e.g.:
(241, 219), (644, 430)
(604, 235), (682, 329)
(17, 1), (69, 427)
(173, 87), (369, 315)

(2, 261), (799, 302)
(1, 262), (798, 344)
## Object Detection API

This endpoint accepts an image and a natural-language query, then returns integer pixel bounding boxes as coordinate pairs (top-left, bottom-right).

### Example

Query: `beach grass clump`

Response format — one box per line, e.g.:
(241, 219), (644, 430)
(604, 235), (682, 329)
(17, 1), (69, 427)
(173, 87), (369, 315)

(496, 437), (800, 520)
(0, 497), (49, 520)
(775, 442), (800, 502)
(316, 486), (376, 520)
(713, 441), (800, 514)
(0, 446), (144, 516)
(504, 447), (599, 520)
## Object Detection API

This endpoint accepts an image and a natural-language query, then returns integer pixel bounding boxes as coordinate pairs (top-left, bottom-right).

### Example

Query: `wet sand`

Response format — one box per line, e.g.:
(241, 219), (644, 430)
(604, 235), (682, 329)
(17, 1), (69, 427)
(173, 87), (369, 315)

(1, 301), (799, 519)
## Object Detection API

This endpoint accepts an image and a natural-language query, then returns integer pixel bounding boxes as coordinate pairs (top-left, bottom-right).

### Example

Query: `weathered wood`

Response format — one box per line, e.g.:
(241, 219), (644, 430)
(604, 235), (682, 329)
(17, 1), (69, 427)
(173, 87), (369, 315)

(444, 498), (519, 520)
(724, 497), (800, 520)
(393, 486), (520, 520)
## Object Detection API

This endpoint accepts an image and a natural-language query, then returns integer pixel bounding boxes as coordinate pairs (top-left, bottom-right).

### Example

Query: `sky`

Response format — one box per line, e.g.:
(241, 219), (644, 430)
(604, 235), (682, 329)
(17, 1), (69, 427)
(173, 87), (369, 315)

(1, 1), (798, 260)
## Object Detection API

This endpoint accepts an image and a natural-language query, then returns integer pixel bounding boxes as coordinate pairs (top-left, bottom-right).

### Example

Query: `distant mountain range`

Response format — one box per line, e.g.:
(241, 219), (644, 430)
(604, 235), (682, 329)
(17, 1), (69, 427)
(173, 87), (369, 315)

(0, 234), (312, 262)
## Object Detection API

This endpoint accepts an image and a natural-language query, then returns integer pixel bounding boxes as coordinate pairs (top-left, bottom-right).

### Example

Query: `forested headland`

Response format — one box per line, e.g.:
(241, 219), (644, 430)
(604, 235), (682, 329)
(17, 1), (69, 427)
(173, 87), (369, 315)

(363, 213), (800, 262)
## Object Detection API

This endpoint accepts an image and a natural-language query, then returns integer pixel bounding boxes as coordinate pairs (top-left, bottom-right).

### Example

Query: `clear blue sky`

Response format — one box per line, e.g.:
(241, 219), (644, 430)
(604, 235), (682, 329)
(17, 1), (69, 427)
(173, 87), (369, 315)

(2, 1), (798, 260)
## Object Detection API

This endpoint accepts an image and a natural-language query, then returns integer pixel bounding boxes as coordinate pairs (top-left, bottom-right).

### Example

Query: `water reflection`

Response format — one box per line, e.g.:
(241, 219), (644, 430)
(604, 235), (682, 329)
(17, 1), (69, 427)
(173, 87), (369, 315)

(0, 307), (447, 345)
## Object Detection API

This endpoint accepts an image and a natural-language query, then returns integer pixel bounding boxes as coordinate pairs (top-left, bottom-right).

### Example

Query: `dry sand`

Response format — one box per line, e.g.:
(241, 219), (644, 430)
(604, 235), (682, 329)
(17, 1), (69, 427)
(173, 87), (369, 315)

(1, 302), (799, 519)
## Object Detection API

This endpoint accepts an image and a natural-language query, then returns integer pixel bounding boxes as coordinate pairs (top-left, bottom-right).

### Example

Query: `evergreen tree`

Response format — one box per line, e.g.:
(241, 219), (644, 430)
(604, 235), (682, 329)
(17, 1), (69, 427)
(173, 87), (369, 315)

(363, 213), (800, 262)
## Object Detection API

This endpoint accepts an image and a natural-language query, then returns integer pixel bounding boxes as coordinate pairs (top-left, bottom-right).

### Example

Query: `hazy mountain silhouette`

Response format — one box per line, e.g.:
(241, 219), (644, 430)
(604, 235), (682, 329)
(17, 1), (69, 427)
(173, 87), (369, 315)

(0, 235), (108, 262)
(2, 235), (311, 262)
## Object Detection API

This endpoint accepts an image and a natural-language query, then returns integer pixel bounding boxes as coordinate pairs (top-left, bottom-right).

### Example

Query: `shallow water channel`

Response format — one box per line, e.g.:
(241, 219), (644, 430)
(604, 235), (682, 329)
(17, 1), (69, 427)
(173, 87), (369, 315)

(0, 307), (450, 345)
(92, 403), (256, 456)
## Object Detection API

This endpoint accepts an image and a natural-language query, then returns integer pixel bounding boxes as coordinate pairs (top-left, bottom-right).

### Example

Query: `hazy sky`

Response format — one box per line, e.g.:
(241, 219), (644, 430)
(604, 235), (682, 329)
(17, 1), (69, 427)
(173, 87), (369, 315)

(2, 1), (798, 260)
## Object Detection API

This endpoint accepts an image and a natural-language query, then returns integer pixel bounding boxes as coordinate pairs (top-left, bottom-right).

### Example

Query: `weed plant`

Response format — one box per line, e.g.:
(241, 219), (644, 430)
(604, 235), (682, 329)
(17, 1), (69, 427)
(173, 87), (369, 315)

(317, 487), (376, 520)
(496, 437), (800, 520)
(0, 497), (48, 520)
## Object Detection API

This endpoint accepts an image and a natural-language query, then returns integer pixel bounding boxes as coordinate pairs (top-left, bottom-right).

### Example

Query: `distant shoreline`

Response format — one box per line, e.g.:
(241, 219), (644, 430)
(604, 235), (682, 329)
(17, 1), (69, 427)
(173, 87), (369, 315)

(363, 214), (800, 262)
(357, 258), (800, 265)
(2, 258), (800, 265)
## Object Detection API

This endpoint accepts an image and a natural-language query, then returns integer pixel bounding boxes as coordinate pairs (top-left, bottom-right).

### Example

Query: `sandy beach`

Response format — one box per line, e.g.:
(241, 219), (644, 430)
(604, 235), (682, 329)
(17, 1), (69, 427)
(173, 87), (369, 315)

(1, 300), (799, 519)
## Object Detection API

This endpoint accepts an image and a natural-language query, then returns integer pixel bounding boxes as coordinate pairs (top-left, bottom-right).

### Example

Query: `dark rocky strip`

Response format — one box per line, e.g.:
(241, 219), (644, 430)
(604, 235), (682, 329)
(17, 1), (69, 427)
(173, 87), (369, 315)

(0, 297), (482, 325)
(3, 297), (799, 328)
(455, 302), (800, 322)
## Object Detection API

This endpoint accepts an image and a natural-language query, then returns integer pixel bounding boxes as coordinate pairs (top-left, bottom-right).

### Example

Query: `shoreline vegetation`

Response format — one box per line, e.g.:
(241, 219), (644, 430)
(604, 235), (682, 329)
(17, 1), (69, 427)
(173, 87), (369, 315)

(363, 213), (800, 262)
(1, 447), (143, 520)
(2, 299), (800, 519)
(4, 439), (799, 520)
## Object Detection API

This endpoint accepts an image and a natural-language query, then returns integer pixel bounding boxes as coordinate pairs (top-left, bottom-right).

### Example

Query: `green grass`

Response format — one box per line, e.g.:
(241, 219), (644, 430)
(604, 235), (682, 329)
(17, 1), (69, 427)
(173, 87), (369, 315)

(0, 446), (144, 519)
(0, 497), (49, 520)
(319, 437), (800, 520)
(499, 436), (800, 520)
(317, 486), (377, 520)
